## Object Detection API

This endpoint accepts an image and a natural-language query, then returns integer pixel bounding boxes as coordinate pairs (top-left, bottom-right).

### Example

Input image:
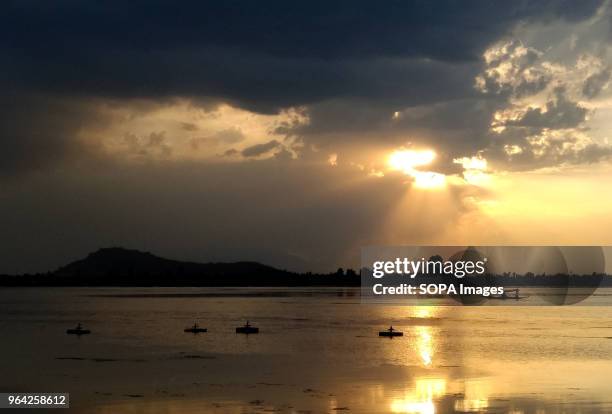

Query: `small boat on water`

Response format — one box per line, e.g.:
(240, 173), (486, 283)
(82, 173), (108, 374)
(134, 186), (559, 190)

(184, 323), (207, 333)
(236, 321), (259, 334)
(379, 326), (403, 337)
(66, 323), (91, 335)
(491, 288), (528, 300)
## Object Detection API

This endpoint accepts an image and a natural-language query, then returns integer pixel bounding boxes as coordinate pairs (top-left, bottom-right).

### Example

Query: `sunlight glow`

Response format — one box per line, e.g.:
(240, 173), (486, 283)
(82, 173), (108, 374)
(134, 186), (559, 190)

(453, 155), (491, 187)
(463, 170), (492, 187)
(453, 156), (487, 171)
(389, 150), (436, 172)
(388, 149), (446, 189)
(413, 171), (446, 189)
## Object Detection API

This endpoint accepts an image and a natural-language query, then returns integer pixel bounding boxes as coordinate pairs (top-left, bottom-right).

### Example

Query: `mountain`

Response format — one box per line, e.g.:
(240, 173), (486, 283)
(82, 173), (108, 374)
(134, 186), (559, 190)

(0, 247), (359, 287)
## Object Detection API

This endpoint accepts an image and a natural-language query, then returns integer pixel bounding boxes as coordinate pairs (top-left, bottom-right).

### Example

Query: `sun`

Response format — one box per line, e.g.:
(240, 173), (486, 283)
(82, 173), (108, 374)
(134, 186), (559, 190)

(387, 149), (446, 189)
(388, 149), (436, 173)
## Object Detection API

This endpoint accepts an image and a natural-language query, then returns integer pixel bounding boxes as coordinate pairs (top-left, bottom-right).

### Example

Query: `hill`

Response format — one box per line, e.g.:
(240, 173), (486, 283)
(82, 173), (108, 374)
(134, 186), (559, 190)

(0, 247), (359, 287)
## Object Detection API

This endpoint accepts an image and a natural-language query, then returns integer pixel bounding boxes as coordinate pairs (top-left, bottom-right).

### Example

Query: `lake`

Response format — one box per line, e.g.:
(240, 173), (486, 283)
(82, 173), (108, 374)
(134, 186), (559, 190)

(1, 287), (612, 413)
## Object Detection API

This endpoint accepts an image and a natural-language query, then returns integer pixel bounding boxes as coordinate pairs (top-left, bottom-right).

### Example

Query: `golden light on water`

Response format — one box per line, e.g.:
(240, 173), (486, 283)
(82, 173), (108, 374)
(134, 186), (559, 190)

(414, 307), (433, 319)
(390, 378), (447, 414)
(417, 326), (434, 366)
(415, 378), (446, 399)
(388, 315), (444, 414)
(453, 380), (490, 412)
(413, 307), (436, 367)
(390, 399), (435, 414)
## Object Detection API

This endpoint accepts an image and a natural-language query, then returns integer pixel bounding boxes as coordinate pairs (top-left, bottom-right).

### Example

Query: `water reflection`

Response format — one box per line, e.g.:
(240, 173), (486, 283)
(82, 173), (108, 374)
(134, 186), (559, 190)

(411, 306), (436, 367)
(390, 378), (446, 414)
(454, 379), (490, 412)
(390, 399), (435, 414)
(388, 307), (447, 413)
(416, 326), (433, 367)
(4, 290), (612, 414)
(413, 306), (434, 319)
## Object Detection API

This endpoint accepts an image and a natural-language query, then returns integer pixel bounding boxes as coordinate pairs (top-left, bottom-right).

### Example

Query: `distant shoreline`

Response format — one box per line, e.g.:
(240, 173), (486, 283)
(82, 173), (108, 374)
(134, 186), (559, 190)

(1, 247), (611, 287)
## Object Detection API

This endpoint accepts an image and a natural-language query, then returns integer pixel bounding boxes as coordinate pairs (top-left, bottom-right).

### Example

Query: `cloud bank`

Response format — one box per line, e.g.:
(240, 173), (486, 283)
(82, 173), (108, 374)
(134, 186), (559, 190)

(2, 1), (612, 273)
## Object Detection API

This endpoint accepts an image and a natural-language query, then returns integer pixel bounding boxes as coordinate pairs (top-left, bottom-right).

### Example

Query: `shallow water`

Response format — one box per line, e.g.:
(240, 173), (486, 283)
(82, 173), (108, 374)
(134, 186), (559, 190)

(1, 287), (612, 413)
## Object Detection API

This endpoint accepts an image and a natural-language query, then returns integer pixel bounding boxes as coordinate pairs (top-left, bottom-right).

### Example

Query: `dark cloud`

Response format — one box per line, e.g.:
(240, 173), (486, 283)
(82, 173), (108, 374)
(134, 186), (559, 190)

(487, 139), (612, 171)
(223, 148), (240, 157)
(583, 67), (611, 98)
(4, 1), (601, 61)
(481, 119), (612, 171)
(277, 96), (501, 179)
(123, 131), (172, 157)
(0, 1), (609, 273)
(180, 122), (199, 132)
(190, 128), (245, 150)
(475, 41), (553, 98)
(241, 140), (282, 157)
(1, 1), (602, 111)
(0, 0), (604, 174)
(504, 89), (588, 131)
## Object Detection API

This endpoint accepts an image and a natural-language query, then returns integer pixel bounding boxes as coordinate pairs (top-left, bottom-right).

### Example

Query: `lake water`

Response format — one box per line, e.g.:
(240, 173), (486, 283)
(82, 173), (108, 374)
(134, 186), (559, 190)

(1, 287), (612, 413)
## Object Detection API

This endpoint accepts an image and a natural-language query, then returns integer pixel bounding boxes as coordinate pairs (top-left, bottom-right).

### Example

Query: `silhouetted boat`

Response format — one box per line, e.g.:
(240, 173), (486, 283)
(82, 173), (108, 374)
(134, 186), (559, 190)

(236, 320), (259, 334)
(184, 323), (207, 333)
(379, 326), (403, 337)
(491, 288), (528, 300)
(66, 323), (91, 335)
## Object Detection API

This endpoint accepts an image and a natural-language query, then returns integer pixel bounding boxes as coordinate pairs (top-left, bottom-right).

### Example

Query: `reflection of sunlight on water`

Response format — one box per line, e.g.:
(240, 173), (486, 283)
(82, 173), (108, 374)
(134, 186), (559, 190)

(454, 396), (488, 412)
(390, 378), (446, 414)
(454, 379), (490, 412)
(366, 384), (386, 403)
(411, 307), (437, 368)
(417, 326), (433, 367)
(328, 396), (338, 412)
(390, 399), (435, 414)
(388, 376), (494, 414)
(389, 306), (492, 414)
(413, 306), (434, 319)
(416, 378), (446, 398)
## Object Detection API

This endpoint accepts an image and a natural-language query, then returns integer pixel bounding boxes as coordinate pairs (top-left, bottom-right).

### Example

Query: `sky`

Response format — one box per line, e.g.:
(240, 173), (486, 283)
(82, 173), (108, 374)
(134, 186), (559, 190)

(2, 1), (612, 274)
